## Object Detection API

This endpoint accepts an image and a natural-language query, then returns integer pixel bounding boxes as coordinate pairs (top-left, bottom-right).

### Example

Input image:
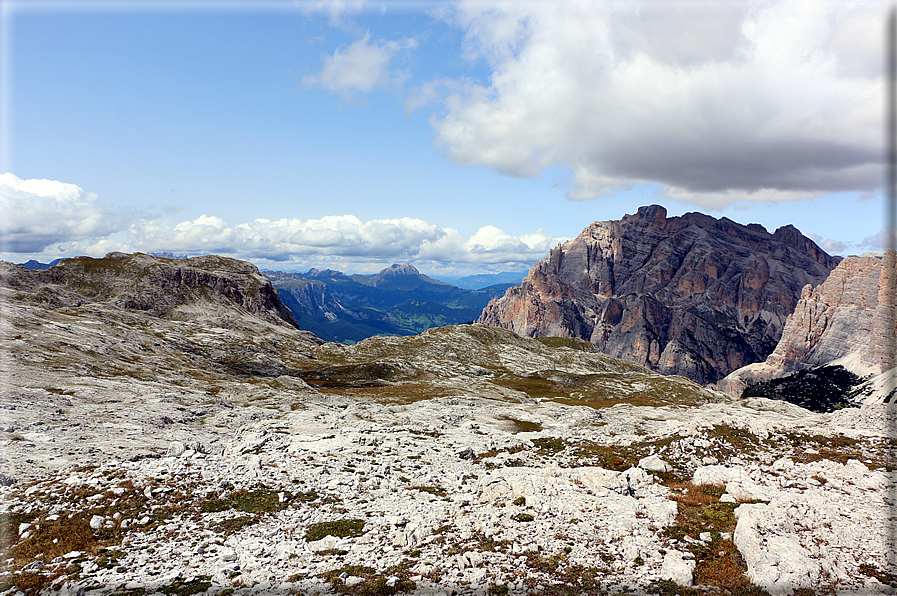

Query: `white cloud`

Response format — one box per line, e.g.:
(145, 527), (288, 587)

(303, 33), (418, 97)
(806, 233), (848, 255)
(422, 0), (884, 208)
(858, 229), (894, 252)
(0, 174), (561, 270)
(0, 173), (124, 252)
(302, 0), (368, 27)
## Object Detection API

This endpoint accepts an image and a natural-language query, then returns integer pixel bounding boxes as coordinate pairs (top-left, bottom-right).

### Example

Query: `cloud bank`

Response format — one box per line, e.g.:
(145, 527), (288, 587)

(1, 174), (561, 272)
(0, 173), (124, 252)
(411, 0), (883, 208)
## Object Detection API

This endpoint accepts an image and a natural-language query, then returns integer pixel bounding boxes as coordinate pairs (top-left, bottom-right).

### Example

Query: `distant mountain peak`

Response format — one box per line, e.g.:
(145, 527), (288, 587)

(379, 262), (420, 277)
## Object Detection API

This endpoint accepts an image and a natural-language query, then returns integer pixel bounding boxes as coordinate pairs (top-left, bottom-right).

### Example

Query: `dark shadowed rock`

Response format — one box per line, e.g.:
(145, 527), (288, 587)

(479, 205), (840, 384)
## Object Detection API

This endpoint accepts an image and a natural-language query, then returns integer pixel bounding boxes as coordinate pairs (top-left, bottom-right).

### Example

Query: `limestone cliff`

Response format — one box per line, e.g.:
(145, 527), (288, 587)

(0, 251), (304, 331)
(718, 251), (896, 399)
(479, 205), (840, 384)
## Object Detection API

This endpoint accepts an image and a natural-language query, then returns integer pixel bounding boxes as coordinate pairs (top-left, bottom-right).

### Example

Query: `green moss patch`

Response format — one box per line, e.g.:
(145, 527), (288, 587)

(199, 486), (288, 514)
(305, 519), (366, 542)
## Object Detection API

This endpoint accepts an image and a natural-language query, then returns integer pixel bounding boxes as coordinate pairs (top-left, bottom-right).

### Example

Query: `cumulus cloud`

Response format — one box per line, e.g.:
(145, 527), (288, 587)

(419, 0), (883, 208)
(303, 33), (418, 97)
(0, 173), (124, 252)
(1, 174), (561, 271)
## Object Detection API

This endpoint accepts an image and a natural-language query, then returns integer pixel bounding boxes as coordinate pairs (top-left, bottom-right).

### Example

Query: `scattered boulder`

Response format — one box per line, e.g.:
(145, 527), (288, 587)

(660, 550), (695, 586)
(638, 454), (671, 472)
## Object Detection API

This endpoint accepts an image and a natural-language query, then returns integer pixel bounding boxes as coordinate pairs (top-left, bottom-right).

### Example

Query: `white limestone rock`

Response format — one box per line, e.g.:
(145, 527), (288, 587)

(660, 550), (695, 586)
(638, 454), (671, 472)
(166, 441), (186, 457)
(734, 503), (819, 596)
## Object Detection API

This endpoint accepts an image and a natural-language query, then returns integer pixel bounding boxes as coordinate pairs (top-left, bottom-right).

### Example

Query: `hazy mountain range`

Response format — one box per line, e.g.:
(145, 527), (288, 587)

(262, 263), (515, 343)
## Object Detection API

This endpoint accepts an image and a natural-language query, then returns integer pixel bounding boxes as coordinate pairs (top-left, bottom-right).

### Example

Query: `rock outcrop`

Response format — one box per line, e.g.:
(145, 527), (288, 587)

(0, 252), (303, 330)
(718, 250), (897, 401)
(479, 206), (840, 384)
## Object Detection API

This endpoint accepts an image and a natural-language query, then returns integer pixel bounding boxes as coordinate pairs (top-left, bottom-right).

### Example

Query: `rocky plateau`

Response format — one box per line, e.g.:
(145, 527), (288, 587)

(0, 252), (894, 596)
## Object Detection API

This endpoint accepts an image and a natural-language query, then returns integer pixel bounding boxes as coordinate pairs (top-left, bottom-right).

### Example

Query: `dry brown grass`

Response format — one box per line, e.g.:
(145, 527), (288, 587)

(668, 481), (725, 507)
(10, 513), (97, 564)
(661, 482), (760, 592)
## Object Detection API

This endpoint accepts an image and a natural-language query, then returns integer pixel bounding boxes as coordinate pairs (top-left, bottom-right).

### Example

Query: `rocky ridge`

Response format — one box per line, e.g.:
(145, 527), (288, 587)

(718, 250), (897, 404)
(1, 252), (303, 331)
(478, 206), (840, 384)
(1, 253), (894, 596)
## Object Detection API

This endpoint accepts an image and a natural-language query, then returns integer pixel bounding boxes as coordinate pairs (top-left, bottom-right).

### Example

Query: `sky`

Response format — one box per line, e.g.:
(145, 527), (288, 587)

(0, 0), (889, 278)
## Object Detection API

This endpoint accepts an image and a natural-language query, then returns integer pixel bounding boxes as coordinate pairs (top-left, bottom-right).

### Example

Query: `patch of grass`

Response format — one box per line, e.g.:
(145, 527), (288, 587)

(496, 417), (543, 433)
(513, 513), (535, 522)
(323, 561), (417, 595)
(305, 519), (366, 542)
(213, 515), (257, 533)
(2, 570), (56, 594)
(316, 548), (349, 556)
(475, 444), (526, 461)
(512, 496), (526, 506)
(293, 489), (320, 502)
(859, 563), (897, 587)
(405, 486), (446, 497)
(10, 512), (98, 564)
(161, 575), (213, 596)
(661, 482), (760, 593)
(522, 551), (605, 595)
(532, 437), (568, 453)
(199, 486), (288, 514)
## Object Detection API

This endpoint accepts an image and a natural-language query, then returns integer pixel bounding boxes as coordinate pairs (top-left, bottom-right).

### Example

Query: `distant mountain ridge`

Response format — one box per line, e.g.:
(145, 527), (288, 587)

(18, 258), (63, 270)
(480, 205), (840, 384)
(437, 270), (530, 290)
(265, 262), (509, 343)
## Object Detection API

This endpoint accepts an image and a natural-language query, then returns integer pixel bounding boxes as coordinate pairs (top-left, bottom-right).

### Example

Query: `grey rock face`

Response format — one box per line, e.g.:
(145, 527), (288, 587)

(718, 251), (895, 398)
(479, 205), (839, 384)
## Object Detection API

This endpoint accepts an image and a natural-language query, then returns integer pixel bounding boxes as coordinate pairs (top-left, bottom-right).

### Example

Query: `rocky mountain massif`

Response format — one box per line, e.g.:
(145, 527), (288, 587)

(718, 251), (897, 407)
(479, 206), (840, 385)
(265, 264), (511, 344)
(1, 253), (895, 596)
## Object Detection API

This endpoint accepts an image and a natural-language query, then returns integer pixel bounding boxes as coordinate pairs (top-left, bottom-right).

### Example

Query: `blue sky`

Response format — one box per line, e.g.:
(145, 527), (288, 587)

(0, 0), (888, 277)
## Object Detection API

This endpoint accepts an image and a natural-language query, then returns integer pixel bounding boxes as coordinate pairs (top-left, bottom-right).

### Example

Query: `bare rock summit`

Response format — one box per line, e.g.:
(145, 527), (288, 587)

(479, 205), (840, 384)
